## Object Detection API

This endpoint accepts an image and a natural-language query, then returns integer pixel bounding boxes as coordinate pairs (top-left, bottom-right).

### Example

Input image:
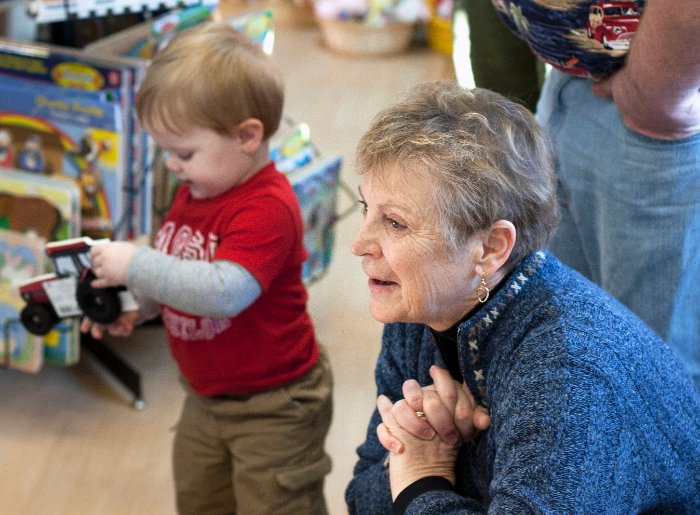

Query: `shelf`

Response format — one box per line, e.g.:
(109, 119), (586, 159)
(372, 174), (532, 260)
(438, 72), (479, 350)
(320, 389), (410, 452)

(26, 0), (214, 23)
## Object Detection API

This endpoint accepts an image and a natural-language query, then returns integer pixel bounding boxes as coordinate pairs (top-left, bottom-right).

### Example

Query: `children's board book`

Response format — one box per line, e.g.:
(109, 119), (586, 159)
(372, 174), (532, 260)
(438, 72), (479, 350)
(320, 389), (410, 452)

(288, 155), (343, 284)
(0, 168), (82, 370)
(0, 36), (150, 240)
(0, 227), (80, 371)
(0, 229), (45, 372)
(0, 167), (81, 240)
(269, 120), (345, 283)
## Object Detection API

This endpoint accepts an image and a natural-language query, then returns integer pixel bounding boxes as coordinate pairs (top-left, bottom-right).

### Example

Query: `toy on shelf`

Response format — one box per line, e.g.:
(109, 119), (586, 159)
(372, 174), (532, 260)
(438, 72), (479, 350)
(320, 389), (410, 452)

(17, 236), (138, 336)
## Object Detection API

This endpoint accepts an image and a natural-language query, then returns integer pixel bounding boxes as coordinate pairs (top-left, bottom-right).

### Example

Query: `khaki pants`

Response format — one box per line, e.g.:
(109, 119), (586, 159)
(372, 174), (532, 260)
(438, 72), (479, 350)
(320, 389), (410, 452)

(172, 347), (333, 515)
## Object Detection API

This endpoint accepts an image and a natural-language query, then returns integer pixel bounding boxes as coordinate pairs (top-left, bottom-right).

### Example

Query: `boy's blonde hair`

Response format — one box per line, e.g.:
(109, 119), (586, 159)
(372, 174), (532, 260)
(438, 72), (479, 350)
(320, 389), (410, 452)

(136, 22), (284, 139)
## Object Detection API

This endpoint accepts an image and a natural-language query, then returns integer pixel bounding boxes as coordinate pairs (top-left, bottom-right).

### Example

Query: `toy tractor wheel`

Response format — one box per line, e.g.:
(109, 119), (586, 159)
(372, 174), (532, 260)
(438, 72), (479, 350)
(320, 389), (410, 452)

(20, 303), (59, 336)
(76, 280), (122, 324)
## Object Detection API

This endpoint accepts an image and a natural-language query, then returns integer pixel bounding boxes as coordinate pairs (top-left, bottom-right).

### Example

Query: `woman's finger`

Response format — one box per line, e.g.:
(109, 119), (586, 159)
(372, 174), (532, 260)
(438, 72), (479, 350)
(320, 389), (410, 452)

(430, 365), (459, 414)
(473, 405), (491, 432)
(377, 395), (406, 454)
(421, 390), (460, 445)
(377, 422), (403, 454)
(401, 379), (424, 411)
(452, 382), (491, 441)
(392, 398), (435, 441)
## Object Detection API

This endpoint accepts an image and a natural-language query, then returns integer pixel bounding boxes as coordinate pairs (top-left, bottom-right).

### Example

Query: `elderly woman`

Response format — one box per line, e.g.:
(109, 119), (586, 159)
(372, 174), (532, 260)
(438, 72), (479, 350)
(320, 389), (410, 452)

(345, 81), (700, 514)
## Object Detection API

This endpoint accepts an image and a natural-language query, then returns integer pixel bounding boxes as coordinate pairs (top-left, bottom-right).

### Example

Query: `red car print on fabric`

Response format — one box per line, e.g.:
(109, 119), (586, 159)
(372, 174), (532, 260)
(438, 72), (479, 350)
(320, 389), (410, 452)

(587, 1), (641, 50)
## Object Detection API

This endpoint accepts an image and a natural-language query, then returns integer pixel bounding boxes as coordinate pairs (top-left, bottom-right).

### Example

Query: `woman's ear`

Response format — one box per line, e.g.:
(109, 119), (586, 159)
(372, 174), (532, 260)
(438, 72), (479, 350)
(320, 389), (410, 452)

(237, 118), (265, 153)
(474, 220), (516, 277)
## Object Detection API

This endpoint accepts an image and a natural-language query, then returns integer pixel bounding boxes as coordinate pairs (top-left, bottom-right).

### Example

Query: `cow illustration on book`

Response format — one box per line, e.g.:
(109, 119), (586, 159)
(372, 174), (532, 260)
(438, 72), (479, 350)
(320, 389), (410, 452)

(0, 193), (61, 241)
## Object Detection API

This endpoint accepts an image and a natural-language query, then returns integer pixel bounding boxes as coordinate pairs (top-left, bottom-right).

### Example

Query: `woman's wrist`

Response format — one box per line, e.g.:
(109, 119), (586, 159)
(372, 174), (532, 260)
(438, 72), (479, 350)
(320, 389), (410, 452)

(388, 451), (456, 500)
(392, 476), (454, 515)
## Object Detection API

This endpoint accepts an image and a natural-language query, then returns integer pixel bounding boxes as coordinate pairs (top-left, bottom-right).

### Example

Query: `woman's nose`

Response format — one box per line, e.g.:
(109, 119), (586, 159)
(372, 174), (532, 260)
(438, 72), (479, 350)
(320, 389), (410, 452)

(350, 231), (364, 257)
(351, 222), (377, 257)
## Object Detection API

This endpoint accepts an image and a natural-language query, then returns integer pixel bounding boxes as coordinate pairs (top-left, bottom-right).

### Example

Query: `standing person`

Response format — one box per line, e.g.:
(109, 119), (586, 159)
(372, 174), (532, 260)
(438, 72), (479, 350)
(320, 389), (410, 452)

(452, 0), (543, 112)
(80, 22), (333, 515)
(344, 81), (700, 513)
(488, 0), (700, 386)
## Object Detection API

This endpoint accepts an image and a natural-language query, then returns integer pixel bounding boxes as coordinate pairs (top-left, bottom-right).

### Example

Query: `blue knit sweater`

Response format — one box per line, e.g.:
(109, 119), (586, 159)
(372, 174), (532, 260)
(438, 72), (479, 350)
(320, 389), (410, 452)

(345, 251), (700, 514)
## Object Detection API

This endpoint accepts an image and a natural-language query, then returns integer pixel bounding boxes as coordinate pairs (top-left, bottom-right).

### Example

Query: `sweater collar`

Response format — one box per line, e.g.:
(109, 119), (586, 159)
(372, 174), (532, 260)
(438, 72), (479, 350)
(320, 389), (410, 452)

(456, 251), (547, 406)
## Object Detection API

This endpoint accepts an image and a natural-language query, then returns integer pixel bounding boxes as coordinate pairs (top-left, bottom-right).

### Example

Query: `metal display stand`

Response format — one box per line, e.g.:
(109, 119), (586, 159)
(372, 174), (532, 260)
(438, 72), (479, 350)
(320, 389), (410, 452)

(3, 317), (145, 409)
(80, 332), (146, 410)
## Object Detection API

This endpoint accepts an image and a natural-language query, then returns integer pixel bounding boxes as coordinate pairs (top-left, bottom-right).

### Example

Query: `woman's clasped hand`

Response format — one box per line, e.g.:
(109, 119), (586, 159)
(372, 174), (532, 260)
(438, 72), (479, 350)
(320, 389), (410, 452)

(377, 365), (491, 498)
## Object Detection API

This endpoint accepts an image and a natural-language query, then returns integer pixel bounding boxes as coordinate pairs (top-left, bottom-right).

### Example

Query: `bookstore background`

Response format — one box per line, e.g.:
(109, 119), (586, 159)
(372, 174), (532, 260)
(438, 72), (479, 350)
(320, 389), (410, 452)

(0, 1), (344, 402)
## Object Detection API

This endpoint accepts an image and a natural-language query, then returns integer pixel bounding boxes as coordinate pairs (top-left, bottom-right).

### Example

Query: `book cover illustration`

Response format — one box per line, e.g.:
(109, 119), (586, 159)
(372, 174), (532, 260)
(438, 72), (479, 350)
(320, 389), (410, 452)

(0, 86), (122, 238)
(0, 167), (81, 240)
(0, 229), (45, 372)
(0, 169), (82, 369)
(0, 36), (149, 240)
(270, 122), (315, 174)
(288, 155), (343, 284)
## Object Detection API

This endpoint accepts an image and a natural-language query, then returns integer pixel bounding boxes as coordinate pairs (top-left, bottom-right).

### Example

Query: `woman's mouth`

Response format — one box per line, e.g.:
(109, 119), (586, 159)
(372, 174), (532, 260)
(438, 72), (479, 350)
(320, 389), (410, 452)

(369, 278), (398, 288)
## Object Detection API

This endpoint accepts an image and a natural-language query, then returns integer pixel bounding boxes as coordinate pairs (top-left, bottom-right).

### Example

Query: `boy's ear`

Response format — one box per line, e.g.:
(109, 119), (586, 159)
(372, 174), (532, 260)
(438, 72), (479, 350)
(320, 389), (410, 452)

(473, 220), (516, 277)
(237, 118), (265, 153)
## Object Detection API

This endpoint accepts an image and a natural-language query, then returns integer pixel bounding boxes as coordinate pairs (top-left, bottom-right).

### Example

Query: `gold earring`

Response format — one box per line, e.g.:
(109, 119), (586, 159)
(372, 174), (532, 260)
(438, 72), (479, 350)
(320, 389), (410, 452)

(476, 277), (490, 303)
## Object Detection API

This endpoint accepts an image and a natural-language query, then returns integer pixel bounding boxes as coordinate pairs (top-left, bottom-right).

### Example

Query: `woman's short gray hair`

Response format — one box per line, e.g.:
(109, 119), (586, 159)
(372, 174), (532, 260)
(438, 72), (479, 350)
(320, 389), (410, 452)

(355, 80), (559, 267)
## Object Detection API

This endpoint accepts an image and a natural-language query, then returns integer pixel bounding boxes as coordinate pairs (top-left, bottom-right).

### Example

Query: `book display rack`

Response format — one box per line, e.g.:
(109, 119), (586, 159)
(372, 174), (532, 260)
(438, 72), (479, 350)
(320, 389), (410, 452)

(2, 3), (351, 408)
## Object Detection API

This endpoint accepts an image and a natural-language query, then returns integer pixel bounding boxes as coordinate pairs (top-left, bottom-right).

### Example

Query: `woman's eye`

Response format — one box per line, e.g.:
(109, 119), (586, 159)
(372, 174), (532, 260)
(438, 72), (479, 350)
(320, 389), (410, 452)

(177, 152), (193, 161)
(388, 218), (406, 230)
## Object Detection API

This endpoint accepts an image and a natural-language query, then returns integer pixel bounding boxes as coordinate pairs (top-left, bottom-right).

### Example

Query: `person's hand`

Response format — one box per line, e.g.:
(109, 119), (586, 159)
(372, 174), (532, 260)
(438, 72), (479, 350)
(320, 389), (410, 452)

(376, 394), (461, 500)
(379, 365), (491, 454)
(80, 310), (140, 339)
(590, 72), (614, 100)
(592, 71), (700, 140)
(89, 242), (138, 288)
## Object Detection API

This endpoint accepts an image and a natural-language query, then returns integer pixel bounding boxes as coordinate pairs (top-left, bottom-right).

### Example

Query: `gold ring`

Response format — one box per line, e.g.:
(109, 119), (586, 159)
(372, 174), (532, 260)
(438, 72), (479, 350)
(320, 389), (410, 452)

(415, 411), (426, 419)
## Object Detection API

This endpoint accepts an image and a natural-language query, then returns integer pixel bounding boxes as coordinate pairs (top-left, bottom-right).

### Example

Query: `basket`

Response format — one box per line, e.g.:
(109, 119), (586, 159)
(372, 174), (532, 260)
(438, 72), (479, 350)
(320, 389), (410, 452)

(317, 19), (415, 57)
(268, 0), (316, 26)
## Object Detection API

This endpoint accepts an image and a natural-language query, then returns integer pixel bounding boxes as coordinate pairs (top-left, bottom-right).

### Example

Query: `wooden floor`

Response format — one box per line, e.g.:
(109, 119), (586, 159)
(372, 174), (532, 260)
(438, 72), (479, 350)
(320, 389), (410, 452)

(0, 23), (455, 515)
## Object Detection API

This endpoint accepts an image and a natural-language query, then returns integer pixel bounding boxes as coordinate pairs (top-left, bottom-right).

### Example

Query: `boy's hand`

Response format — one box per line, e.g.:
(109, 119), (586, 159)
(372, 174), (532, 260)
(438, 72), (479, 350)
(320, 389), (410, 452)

(90, 242), (138, 288)
(80, 310), (140, 339)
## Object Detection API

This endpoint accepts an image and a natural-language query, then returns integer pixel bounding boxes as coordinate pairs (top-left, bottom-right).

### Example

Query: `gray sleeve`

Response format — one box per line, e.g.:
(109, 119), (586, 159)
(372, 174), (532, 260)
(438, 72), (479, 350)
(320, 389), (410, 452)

(130, 288), (161, 323)
(126, 246), (262, 318)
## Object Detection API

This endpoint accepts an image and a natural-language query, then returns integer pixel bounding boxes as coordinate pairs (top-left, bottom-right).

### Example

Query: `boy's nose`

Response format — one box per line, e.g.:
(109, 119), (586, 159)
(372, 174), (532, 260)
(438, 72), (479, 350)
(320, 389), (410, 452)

(164, 152), (180, 172)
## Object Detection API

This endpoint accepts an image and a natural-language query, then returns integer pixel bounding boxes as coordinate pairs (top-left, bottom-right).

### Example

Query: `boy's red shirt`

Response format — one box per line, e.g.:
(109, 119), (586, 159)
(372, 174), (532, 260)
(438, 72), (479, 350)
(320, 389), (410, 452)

(155, 162), (318, 396)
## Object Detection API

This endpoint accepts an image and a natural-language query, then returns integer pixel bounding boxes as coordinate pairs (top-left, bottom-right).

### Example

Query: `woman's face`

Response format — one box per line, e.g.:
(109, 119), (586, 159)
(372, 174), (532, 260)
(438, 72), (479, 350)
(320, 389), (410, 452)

(351, 166), (483, 331)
